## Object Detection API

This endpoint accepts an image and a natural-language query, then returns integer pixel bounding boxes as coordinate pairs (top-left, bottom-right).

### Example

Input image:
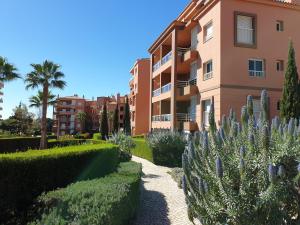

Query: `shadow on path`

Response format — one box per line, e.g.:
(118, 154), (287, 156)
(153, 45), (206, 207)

(133, 180), (171, 225)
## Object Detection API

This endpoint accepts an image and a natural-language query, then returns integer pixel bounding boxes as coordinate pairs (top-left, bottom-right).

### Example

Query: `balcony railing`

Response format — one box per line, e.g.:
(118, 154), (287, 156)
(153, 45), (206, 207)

(153, 51), (172, 72)
(161, 83), (171, 94)
(152, 88), (161, 97)
(177, 79), (197, 88)
(249, 70), (265, 77)
(176, 113), (196, 122)
(152, 114), (171, 122)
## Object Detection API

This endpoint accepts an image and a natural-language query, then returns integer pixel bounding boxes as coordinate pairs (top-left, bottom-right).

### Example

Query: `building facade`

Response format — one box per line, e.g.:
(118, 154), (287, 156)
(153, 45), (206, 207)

(129, 59), (151, 135)
(149, 0), (300, 132)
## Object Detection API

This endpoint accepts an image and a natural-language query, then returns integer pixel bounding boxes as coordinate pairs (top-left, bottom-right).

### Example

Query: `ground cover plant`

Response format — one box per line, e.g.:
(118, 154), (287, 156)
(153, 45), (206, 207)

(29, 162), (142, 225)
(0, 143), (119, 224)
(182, 90), (300, 225)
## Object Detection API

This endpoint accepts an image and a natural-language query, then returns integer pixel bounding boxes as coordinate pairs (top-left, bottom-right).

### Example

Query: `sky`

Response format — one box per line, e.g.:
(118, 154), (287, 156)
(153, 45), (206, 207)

(1, 0), (190, 119)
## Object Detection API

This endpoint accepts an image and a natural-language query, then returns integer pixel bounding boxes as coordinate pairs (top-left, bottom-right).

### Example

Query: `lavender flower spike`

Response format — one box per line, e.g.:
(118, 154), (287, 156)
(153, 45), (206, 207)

(268, 164), (277, 183)
(216, 156), (224, 178)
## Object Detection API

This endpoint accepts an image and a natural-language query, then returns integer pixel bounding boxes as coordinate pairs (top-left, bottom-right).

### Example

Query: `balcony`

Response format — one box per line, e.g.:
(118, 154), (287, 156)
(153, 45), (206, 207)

(177, 47), (198, 64)
(177, 79), (198, 99)
(176, 113), (198, 131)
(152, 83), (172, 102)
(152, 114), (171, 122)
(152, 52), (173, 77)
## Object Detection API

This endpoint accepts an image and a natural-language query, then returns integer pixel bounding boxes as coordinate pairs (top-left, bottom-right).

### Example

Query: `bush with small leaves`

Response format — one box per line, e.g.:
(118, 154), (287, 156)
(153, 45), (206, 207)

(182, 90), (300, 225)
(110, 132), (135, 161)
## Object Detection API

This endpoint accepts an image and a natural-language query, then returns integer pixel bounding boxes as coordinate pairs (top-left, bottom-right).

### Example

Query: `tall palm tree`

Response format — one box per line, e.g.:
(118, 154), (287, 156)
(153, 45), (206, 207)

(0, 56), (20, 82)
(29, 90), (56, 118)
(25, 60), (66, 149)
(77, 111), (87, 133)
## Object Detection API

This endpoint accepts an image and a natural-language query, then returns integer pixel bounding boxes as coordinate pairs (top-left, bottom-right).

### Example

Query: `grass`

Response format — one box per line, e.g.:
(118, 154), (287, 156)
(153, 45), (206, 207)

(132, 138), (153, 162)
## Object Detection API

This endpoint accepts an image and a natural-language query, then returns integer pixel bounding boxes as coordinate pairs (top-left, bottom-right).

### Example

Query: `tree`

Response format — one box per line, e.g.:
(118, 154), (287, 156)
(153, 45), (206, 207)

(77, 112), (87, 133)
(25, 60), (66, 149)
(0, 103), (34, 135)
(0, 56), (20, 82)
(100, 103), (109, 140)
(29, 90), (56, 118)
(112, 104), (119, 134)
(280, 41), (300, 121)
(124, 97), (131, 135)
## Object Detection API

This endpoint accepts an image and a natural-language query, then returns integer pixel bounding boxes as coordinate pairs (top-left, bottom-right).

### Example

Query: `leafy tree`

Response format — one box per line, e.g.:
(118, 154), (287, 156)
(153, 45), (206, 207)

(100, 103), (109, 140)
(280, 41), (300, 121)
(29, 90), (56, 118)
(25, 60), (66, 149)
(0, 103), (34, 135)
(77, 112), (87, 133)
(112, 104), (119, 134)
(0, 56), (20, 82)
(123, 97), (131, 135)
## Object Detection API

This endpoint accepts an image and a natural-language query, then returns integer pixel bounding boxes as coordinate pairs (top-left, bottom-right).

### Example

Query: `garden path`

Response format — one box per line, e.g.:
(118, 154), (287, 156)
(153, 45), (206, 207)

(132, 156), (201, 225)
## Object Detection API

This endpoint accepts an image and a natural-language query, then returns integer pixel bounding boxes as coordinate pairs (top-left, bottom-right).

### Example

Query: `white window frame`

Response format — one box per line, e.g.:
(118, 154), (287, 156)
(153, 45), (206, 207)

(249, 59), (265, 77)
(276, 20), (284, 32)
(203, 99), (211, 126)
(191, 26), (199, 50)
(203, 60), (213, 80)
(276, 60), (284, 72)
(204, 21), (213, 43)
(236, 13), (255, 46)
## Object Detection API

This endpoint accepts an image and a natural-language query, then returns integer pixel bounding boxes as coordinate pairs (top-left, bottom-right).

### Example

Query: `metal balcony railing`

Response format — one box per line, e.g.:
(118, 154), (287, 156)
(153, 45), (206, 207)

(153, 51), (172, 72)
(177, 79), (197, 88)
(176, 113), (196, 122)
(152, 114), (172, 122)
(152, 88), (161, 97)
(161, 83), (171, 94)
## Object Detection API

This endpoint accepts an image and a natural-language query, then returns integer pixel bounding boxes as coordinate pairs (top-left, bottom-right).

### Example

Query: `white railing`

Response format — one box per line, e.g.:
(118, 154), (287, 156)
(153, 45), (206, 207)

(249, 70), (265, 77)
(152, 114), (171, 122)
(152, 88), (161, 97)
(177, 79), (197, 88)
(161, 83), (171, 94)
(176, 113), (196, 122)
(204, 72), (213, 80)
(153, 51), (172, 72)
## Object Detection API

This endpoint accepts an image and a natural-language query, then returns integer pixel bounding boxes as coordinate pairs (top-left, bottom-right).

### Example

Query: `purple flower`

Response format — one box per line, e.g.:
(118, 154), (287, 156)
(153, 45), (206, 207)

(288, 118), (295, 136)
(241, 106), (249, 126)
(203, 181), (209, 193)
(297, 164), (300, 173)
(202, 131), (209, 155)
(268, 164), (277, 183)
(248, 134), (255, 146)
(198, 178), (204, 194)
(247, 95), (254, 116)
(240, 158), (245, 174)
(219, 127), (226, 141)
(277, 165), (286, 178)
(262, 125), (270, 148)
(216, 156), (224, 178)
(240, 146), (246, 158)
(182, 175), (188, 195)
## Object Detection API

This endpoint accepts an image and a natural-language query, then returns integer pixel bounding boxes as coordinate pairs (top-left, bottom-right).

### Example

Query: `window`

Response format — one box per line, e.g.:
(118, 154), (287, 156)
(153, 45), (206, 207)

(204, 60), (213, 80)
(202, 99), (211, 126)
(120, 106), (124, 112)
(249, 59), (265, 77)
(276, 60), (284, 72)
(235, 12), (256, 47)
(204, 22), (213, 42)
(191, 26), (199, 50)
(277, 101), (281, 111)
(120, 115), (124, 120)
(276, 20), (284, 32)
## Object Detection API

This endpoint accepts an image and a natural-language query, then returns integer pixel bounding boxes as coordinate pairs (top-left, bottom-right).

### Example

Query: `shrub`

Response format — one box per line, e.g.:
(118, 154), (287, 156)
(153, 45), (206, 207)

(182, 90), (300, 225)
(29, 162), (142, 225)
(0, 143), (120, 224)
(93, 133), (101, 140)
(47, 139), (87, 148)
(147, 131), (186, 167)
(0, 137), (40, 153)
(132, 138), (153, 162)
(58, 135), (75, 141)
(169, 167), (184, 188)
(110, 132), (135, 162)
(74, 133), (91, 139)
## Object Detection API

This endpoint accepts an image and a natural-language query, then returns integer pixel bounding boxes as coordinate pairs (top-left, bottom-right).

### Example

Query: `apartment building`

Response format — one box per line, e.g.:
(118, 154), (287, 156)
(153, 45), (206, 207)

(149, 0), (300, 132)
(0, 82), (3, 119)
(53, 95), (87, 136)
(97, 94), (127, 133)
(129, 59), (151, 135)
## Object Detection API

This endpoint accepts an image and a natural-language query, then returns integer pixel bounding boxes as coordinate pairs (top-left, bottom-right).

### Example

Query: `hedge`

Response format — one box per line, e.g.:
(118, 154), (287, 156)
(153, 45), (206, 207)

(132, 138), (153, 162)
(0, 137), (40, 153)
(0, 143), (120, 224)
(47, 139), (87, 148)
(29, 162), (142, 225)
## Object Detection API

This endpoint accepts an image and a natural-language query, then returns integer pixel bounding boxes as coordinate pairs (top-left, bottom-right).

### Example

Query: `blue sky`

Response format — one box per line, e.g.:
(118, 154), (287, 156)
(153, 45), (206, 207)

(1, 0), (190, 119)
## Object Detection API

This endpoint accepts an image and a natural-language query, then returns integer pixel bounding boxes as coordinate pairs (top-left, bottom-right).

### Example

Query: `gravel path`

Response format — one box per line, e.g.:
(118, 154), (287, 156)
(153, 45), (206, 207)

(132, 156), (200, 225)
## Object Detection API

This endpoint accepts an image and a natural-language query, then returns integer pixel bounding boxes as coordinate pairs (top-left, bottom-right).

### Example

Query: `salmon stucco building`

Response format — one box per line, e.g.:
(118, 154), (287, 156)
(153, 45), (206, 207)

(149, 0), (300, 132)
(129, 59), (151, 136)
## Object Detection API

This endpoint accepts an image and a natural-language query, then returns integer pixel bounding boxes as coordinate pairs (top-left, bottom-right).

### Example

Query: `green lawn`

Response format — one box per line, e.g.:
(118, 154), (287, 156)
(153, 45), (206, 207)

(132, 138), (153, 162)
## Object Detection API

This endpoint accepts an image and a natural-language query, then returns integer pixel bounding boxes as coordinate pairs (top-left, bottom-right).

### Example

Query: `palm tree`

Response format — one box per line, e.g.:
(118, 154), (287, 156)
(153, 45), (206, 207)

(0, 56), (20, 82)
(77, 111), (87, 133)
(29, 90), (56, 118)
(25, 60), (66, 149)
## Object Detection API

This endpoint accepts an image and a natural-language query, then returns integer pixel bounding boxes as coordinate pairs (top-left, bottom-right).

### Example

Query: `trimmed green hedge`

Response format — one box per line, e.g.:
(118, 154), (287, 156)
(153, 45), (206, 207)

(0, 137), (40, 153)
(0, 143), (120, 224)
(30, 162), (142, 225)
(132, 138), (153, 162)
(47, 139), (87, 148)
